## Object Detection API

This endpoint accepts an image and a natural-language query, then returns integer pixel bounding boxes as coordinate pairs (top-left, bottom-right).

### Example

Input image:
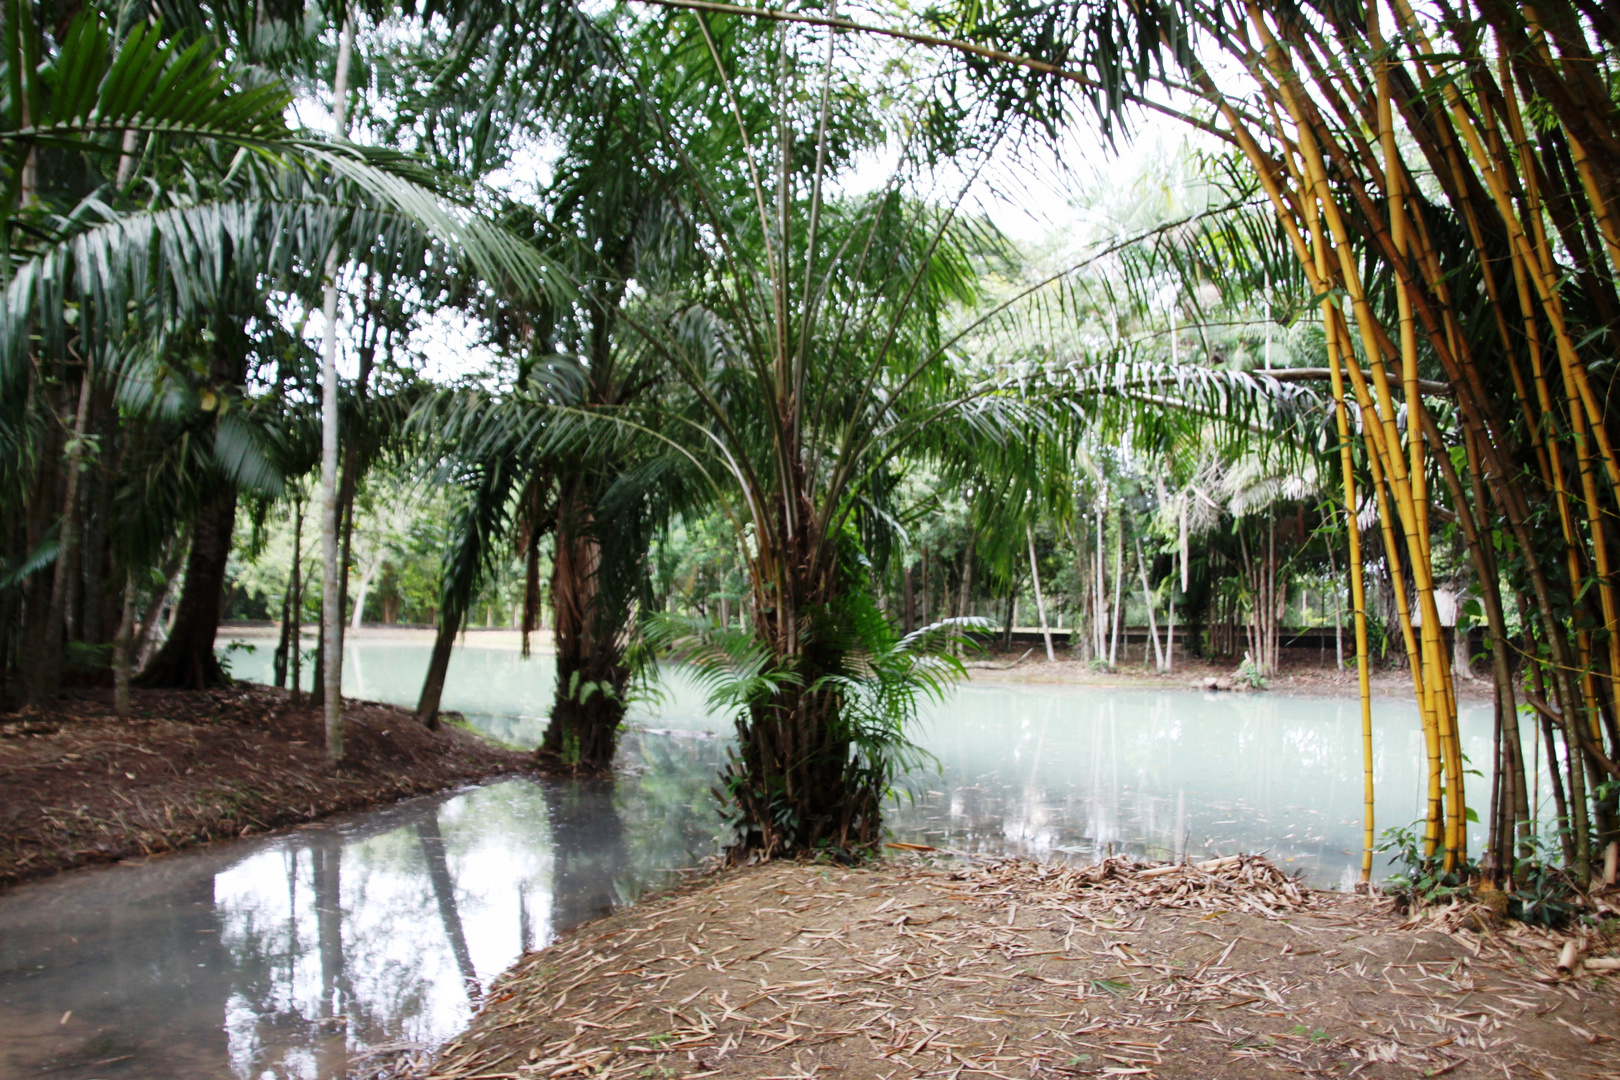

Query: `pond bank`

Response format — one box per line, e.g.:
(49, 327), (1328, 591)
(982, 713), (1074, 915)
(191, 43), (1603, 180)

(966, 649), (1497, 701)
(0, 685), (529, 887)
(402, 855), (1619, 1080)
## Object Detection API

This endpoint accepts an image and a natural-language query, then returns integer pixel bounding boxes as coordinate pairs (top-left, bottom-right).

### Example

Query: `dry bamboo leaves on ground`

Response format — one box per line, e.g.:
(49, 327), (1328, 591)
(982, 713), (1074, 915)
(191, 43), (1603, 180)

(397, 855), (1620, 1080)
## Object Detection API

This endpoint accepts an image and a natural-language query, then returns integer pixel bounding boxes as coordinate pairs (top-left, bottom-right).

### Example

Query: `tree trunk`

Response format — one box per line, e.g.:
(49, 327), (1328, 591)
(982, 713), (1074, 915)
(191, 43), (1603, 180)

(902, 561), (915, 634)
(113, 571), (136, 717)
(1109, 509), (1124, 669)
(1028, 525), (1054, 662)
(416, 610), (461, 729)
(33, 366), (93, 702)
(1134, 531), (1164, 671)
(287, 496), (304, 700)
(1166, 549), (1177, 673)
(543, 491), (627, 769)
(133, 533), (188, 671)
(318, 16), (356, 763)
(136, 490), (237, 689)
(273, 586), (291, 689)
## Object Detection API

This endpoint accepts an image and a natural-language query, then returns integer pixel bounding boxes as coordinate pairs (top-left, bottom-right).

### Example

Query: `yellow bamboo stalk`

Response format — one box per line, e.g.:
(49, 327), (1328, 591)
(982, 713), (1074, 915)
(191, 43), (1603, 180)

(1368, 13), (1465, 862)
(1327, 310), (1376, 883)
(1205, 34), (1447, 854)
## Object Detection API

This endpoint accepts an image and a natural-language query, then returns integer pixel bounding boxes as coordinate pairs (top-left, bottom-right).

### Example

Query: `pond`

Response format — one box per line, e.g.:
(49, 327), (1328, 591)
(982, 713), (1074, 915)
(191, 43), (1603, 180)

(0, 635), (1501, 1079)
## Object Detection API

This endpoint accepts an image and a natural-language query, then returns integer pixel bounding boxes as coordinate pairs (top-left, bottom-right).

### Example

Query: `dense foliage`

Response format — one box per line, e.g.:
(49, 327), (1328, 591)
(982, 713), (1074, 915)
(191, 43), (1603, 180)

(5, 0), (1617, 888)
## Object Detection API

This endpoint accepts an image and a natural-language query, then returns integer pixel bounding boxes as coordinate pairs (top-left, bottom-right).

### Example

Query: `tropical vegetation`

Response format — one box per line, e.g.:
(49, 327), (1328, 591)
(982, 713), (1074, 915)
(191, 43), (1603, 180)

(4, 0), (1618, 898)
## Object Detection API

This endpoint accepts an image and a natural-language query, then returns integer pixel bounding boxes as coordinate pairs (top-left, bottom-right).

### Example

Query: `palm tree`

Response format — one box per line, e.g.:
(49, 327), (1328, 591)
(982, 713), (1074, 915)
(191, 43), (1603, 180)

(0, 4), (554, 728)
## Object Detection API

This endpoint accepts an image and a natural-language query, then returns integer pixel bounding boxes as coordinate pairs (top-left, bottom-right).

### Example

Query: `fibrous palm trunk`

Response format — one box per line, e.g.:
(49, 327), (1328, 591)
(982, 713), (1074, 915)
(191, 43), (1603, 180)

(543, 485), (628, 769)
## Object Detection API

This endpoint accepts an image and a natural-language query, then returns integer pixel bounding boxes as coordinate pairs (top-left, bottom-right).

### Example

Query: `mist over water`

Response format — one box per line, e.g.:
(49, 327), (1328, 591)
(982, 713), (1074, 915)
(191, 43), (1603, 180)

(0, 638), (1500, 1079)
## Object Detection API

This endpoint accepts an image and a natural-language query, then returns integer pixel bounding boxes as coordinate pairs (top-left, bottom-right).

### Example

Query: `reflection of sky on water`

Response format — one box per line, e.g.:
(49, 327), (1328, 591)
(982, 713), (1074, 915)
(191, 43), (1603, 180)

(892, 684), (1508, 891)
(0, 737), (724, 1080)
(213, 783), (556, 1077)
(0, 640), (1528, 1080)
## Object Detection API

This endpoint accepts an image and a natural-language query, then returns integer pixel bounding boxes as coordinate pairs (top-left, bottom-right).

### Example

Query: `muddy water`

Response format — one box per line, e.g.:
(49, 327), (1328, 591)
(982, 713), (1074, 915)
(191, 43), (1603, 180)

(0, 638), (1506, 1079)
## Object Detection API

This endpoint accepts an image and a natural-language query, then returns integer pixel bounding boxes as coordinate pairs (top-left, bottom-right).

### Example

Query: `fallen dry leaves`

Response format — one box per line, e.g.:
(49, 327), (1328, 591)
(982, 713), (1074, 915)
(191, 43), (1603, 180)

(383, 853), (1620, 1080)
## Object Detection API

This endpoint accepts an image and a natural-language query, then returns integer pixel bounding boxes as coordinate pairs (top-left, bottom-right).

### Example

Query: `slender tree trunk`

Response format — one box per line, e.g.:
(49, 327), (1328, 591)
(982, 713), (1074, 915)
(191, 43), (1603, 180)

(289, 497), (304, 702)
(318, 16), (356, 762)
(133, 533), (187, 672)
(350, 563), (375, 630)
(1027, 525), (1054, 662)
(416, 609), (461, 730)
(82, 428), (114, 646)
(1166, 549), (1177, 673)
(136, 491), (236, 689)
(902, 561), (915, 635)
(113, 571), (136, 717)
(1110, 508), (1124, 669)
(34, 365), (93, 702)
(1134, 531), (1164, 671)
(920, 547), (930, 627)
(273, 586), (291, 689)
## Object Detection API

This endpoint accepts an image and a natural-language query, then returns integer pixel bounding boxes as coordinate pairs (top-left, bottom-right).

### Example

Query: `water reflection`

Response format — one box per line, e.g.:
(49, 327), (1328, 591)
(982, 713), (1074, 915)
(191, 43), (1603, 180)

(0, 761), (724, 1080)
(1, 638), (1519, 1080)
(890, 684), (1501, 889)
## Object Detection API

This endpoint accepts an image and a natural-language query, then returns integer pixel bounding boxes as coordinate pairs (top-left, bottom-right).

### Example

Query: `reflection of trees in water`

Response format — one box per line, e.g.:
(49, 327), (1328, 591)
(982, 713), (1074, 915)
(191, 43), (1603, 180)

(216, 806), (471, 1077)
(415, 814), (478, 1001)
(544, 777), (629, 932)
(615, 732), (729, 885)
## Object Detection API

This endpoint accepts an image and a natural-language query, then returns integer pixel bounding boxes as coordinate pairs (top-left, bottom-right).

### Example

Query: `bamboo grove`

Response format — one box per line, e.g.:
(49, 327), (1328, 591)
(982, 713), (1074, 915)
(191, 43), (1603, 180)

(958, 0), (1620, 884)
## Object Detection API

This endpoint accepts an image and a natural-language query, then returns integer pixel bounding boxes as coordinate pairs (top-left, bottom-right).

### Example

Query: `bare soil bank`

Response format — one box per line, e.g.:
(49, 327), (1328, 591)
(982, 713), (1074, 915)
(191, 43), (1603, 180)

(969, 647), (1496, 701)
(0, 685), (528, 887)
(406, 856), (1618, 1080)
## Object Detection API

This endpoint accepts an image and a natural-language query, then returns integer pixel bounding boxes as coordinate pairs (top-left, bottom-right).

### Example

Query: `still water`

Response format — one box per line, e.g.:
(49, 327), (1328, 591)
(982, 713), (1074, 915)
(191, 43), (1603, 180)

(1, 638), (1501, 1079)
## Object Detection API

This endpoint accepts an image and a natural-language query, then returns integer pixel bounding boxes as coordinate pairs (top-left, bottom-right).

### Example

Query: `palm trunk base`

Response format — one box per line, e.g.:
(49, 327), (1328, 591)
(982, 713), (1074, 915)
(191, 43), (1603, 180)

(539, 692), (625, 772)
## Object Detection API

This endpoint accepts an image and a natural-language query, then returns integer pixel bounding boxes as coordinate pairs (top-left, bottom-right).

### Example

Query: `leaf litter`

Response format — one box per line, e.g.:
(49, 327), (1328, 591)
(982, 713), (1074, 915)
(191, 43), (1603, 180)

(0, 685), (529, 885)
(374, 852), (1620, 1080)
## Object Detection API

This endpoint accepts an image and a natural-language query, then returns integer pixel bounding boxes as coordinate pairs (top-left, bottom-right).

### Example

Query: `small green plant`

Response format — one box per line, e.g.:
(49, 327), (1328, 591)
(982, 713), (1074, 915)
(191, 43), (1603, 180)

(1376, 821), (1476, 906)
(1508, 831), (1577, 928)
(1235, 652), (1266, 689)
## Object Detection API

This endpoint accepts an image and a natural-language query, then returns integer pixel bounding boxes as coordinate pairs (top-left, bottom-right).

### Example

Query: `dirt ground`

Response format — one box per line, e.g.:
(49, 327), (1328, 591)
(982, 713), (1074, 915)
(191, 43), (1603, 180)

(967, 646), (1496, 702)
(0, 685), (529, 886)
(407, 855), (1620, 1080)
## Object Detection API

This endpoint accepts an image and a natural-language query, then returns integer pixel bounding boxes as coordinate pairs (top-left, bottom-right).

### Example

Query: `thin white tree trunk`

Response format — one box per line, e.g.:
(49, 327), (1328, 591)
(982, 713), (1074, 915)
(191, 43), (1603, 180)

(350, 561), (376, 630)
(1027, 525), (1054, 663)
(1109, 508), (1123, 669)
(1135, 532), (1165, 671)
(320, 18), (356, 761)
(1095, 509), (1106, 661)
(1166, 549), (1176, 673)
